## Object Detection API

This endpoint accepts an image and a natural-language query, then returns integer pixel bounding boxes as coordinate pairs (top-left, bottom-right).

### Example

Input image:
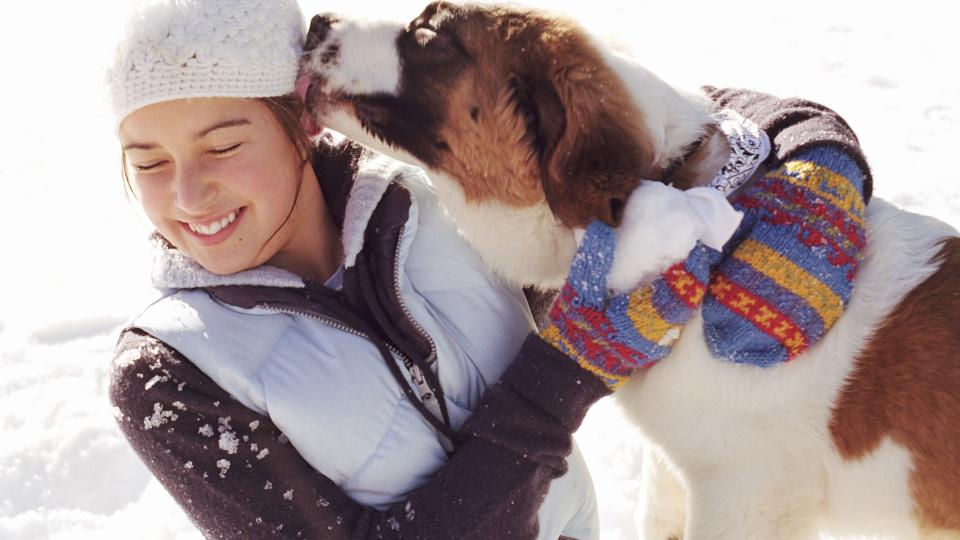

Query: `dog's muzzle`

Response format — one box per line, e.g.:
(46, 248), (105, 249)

(297, 14), (341, 137)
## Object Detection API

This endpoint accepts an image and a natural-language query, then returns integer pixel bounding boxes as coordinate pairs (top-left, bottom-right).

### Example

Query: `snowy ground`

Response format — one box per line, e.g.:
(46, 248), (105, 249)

(1, 0), (957, 538)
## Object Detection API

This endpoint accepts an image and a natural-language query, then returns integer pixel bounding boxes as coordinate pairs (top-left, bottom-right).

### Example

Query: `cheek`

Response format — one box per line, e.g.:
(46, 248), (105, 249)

(131, 178), (172, 224)
(223, 151), (301, 221)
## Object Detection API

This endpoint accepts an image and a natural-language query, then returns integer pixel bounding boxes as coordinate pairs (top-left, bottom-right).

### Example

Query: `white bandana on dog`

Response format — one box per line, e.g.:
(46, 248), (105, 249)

(709, 108), (772, 195)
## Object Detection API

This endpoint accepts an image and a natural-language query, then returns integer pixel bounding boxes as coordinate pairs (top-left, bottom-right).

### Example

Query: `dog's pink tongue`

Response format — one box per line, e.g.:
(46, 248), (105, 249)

(295, 75), (312, 103)
(295, 76), (321, 137)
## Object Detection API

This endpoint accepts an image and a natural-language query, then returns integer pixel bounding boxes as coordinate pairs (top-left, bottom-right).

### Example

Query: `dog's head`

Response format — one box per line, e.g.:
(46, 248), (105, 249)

(298, 2), (656, 228)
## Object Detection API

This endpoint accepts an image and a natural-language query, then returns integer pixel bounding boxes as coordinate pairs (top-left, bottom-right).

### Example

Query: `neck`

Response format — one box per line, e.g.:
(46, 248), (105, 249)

(267, 162), (343, 284)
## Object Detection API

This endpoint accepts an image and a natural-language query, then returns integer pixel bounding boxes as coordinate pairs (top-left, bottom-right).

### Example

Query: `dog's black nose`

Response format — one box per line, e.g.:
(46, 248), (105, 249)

(304, 13), (337, 52)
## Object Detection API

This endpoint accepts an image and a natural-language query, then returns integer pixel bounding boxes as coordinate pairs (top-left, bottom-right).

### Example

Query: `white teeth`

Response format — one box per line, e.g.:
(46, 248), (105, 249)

(188, 210), (238, 236)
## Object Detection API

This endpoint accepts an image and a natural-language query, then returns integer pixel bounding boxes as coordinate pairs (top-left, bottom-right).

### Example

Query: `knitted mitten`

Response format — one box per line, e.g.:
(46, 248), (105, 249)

(540, 183), (739, 389)
(702, 146), (868, 365)
(540, 223), (723, 388)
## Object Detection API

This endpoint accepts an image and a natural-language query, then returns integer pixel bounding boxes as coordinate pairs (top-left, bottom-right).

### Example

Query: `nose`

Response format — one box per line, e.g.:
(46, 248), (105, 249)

(304, 13), (337, 52)
(174, 164), (216, 214)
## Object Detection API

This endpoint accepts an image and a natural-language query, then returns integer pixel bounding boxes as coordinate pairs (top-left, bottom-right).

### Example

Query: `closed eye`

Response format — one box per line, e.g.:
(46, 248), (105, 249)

(211, 143), (242, 156)
(133, 161), (166, 172)
(414, 27), (438, 46)
(407, 16), (467, 56)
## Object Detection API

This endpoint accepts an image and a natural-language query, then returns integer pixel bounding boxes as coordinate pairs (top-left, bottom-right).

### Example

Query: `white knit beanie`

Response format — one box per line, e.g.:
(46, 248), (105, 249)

(107, 0), (305, 130)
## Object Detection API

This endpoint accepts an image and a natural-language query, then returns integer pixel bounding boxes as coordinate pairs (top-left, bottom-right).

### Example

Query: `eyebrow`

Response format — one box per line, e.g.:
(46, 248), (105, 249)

(122, 118), (252, 151)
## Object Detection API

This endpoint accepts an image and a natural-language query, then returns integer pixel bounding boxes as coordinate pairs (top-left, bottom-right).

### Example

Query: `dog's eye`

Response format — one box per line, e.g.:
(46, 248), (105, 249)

(401, 16), (467, 63)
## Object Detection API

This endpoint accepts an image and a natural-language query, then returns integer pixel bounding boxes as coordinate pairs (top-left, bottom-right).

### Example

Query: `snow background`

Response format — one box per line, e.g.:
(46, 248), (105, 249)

(0, 0), (956, 538)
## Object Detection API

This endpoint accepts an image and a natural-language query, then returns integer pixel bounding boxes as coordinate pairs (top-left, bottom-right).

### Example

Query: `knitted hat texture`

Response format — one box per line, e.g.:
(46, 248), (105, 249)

(107, 0), (305, 129)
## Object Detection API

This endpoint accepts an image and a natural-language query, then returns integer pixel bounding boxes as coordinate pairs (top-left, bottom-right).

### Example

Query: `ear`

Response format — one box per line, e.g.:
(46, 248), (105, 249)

(525, 64), (655, 228)
(507, 73), (567, 168)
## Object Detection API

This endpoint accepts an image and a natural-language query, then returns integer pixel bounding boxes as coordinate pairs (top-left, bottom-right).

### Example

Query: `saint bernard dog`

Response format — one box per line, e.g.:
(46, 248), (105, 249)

(295, 2), (960, 538)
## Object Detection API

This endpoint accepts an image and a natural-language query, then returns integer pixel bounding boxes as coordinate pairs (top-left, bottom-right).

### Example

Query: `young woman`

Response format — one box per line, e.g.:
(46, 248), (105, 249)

(107, 0), (650, 538)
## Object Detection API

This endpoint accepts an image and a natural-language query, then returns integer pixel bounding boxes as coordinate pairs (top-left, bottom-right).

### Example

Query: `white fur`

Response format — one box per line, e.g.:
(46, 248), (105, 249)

(428, 171), (579, 289)
(302, 18), (403, 97)
(635, 444), (687, 540)
(596, 46), (715, 169)
(303, 10), (960, 538)
(619, 199), (957, 539)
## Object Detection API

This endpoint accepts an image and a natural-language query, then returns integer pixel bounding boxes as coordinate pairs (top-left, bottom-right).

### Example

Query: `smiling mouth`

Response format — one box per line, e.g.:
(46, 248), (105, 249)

(179, 207), (246, 244)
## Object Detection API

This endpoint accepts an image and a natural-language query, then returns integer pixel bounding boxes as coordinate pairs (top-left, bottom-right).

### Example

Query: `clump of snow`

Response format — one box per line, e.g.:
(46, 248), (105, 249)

(113, 349), (141, 369)
(143, 403), (177, 430)
(216, 459), (231, 479)
(218, 431), (239, 455)
(143, 374), (165, 390)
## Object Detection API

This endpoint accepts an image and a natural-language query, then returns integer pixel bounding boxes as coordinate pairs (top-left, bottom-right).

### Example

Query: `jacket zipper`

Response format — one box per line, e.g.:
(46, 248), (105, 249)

(257, 304), (407, 361)
(391, 223), (455, 452)
(259, 293), (453, 451)
(392, 224), (438, 365)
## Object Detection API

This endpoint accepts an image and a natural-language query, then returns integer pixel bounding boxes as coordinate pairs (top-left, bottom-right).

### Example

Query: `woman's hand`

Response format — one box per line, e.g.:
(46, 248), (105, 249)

(539, 182), (739, 389)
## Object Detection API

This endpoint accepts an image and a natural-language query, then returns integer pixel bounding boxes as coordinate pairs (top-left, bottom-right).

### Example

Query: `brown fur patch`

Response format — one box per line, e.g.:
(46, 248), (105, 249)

(437, 67), (546, 206)
(426, 5), (656, 227)
(829, 237), (960, 531)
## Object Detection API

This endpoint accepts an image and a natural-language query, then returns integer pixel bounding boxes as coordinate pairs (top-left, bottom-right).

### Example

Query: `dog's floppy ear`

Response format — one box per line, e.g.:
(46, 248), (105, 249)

(518, 46), (655, 228)
(507, 73), (567, 171)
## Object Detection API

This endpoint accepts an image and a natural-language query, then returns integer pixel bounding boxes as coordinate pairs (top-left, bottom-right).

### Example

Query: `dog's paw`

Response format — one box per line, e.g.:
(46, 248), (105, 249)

(638, 512), (686, 540)
(607, 182), (742, 294)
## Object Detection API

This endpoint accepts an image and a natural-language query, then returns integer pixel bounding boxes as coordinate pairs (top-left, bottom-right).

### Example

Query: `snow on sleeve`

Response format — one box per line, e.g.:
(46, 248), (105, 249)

(109, 328), (358, 538)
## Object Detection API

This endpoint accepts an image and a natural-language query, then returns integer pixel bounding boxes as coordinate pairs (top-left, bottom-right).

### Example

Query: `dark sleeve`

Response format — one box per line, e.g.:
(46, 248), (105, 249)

(109, 328), (608, 539)
(702, 85), (874, 202)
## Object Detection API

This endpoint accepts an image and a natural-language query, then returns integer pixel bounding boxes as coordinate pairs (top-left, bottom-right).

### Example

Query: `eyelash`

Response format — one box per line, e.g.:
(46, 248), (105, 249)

(134, 162), (163, 172)
(133, 143), (242, 172)
(212, 143), (242, 155)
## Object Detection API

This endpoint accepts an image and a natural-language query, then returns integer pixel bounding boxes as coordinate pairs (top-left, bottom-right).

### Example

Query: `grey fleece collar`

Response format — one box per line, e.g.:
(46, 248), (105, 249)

(149, 234), (306, 290)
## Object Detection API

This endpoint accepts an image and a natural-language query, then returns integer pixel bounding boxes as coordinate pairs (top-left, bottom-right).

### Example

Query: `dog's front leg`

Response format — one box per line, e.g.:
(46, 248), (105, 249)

(636, 444), (687, 540)
(681, 468), (821, 540)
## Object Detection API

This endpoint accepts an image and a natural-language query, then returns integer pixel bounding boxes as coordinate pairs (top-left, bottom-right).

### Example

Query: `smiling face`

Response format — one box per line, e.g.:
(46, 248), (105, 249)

(299, 2), (655, 229)
(119, 97), (328, 278)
